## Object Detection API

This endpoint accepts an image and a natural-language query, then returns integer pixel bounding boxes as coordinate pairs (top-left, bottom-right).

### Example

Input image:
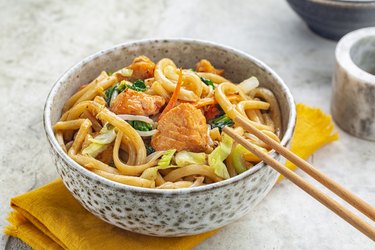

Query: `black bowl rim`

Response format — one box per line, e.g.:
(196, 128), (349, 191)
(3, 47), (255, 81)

(303, 0), (375, 7)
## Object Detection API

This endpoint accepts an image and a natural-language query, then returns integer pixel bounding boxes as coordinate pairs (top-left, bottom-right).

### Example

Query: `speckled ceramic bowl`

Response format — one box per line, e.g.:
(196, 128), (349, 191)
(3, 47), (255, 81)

(287, 0), (375, 40)
(43, 39), (296, 237)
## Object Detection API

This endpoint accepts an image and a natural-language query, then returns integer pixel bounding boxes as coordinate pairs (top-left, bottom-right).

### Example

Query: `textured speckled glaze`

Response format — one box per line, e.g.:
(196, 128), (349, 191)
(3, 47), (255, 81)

(43, 39), (296, 236)
(332, 28), (375, 141)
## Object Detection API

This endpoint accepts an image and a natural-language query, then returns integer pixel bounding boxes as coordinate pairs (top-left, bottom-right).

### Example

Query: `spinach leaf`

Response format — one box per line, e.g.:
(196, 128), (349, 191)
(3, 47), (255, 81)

(128, 80), (147, 92)
(128, 120), (152, 131)
(209, 114), (234, 131)
(200, 77), (215, 89)
(116, 80), (147, 92)
(146, 145), (155, 155)
(104, 84), (118, 106)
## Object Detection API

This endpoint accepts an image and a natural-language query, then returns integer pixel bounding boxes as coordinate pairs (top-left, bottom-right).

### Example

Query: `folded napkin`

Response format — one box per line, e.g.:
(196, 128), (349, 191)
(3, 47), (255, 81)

(279, 104), (339, 181)
(5, 103), (338, 250)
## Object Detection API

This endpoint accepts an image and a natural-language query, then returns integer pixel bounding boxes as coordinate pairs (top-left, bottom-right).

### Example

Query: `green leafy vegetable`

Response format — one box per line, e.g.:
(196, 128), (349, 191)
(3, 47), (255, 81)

(104, 84), (118, 106)
(175, 151), (206, 167)
(208, 133), (233, 179)
(141, 149), (179, 180)
(140, 167), (159, 180)
(107, 71), (113, 76)
(200, 77), (215, 89)
(104, 79), (147, 107)
(227, 144), (248, 174)
(129, 80), (147, 92)
(209, 114), (234, 131)
(81, 140), (109, 158)
(89, 127), (116, 144)
(82, 124), (117, 157)
(115, 80), (147, 93)
(116, 80), (129, 92)
(158, 149), (176, 168)
(146, 145), (155, 155)
(128, 120), (152, 131)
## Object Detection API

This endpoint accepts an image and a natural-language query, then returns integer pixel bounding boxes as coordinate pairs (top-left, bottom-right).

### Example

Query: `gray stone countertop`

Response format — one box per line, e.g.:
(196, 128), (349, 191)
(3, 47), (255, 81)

(0, 0), (374, 249)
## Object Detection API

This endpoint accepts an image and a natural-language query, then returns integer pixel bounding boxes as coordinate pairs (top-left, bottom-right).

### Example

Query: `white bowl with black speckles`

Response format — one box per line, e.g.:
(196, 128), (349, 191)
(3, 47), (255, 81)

(43, 39), (296, 237)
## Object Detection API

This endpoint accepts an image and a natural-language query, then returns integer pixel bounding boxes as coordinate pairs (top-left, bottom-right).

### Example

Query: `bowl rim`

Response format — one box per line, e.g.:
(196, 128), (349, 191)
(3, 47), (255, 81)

(43, 38), (296, 195)
(336, 27), (375, 84)
(308, 0), (375, 7)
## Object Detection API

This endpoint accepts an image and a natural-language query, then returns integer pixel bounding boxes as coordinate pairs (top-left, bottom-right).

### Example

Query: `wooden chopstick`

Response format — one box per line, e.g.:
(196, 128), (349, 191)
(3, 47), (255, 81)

(223, 122), (375, 241)
(234, 116), (375, 222)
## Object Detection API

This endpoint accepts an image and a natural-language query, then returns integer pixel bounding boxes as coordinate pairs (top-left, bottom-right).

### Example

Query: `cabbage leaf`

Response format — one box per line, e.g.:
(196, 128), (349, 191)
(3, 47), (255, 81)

(157, 149), (176, 168)
(82, 124), (116, 157)
(227, 144), (248, 174)
(141, 149), (177, 181)
(175, 151), (206, 167)
(208, 133), (233, 179)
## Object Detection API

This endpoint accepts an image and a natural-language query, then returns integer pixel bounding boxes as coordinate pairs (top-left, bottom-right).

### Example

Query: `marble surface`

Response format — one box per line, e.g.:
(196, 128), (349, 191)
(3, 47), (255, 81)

(0, 0), (374, 249)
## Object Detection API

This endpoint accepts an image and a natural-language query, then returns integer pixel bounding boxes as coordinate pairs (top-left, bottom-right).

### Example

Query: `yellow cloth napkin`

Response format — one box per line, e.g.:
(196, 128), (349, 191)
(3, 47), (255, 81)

(5, 103), (338, 250)
(6, 180), (218, 250)
(279, 104), (339, 181)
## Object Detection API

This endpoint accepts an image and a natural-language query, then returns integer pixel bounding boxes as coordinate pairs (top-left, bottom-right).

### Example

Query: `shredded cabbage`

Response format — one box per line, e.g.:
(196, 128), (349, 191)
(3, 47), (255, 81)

(141, 149), (177, 180)
(208, 133), (233, 179)
(175, 151), (206, 167)
(81, 139), (109, 158)
(82, 124), (116, 157)
(88, 127), (116, 144)
(157, 149), (176, 168)
(227, 144), (248, 174)
(140, 167), (159, 180)
(116, 80), (132, 92)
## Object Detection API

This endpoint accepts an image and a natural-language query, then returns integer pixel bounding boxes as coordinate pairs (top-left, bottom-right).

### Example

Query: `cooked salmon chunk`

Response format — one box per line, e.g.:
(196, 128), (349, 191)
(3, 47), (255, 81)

(127, 56), (156, 81)
(196, 59), (224, 76)
(111, 89), (165, 116)
(151, 103), (208, 152)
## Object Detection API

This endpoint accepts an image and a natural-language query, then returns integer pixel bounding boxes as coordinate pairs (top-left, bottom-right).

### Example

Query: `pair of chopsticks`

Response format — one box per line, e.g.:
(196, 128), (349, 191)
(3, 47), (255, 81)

(223, 116), (375, 241)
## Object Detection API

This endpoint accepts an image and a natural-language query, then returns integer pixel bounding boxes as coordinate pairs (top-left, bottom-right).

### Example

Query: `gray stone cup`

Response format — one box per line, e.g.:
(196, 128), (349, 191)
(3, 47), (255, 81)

(332, 27), (375, 141)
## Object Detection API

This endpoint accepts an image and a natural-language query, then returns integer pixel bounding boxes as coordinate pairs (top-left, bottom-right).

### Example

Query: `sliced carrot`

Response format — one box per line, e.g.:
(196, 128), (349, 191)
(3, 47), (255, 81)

(159, 68), (183, 120)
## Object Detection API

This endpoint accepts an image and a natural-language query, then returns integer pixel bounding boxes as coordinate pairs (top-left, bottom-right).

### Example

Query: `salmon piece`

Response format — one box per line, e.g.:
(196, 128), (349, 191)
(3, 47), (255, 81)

(196, 59), (224, 76)
(125, 56), (156, 81)
(111, 89), (165, 116)
(151, 103), (208, 152)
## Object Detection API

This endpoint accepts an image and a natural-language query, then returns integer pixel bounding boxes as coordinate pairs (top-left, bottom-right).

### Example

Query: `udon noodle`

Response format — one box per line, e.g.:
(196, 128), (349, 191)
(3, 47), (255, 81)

(54, 56), (281, 189)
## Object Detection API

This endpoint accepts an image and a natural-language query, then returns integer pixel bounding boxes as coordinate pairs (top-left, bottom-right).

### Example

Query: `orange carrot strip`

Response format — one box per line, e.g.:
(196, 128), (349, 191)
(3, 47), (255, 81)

(159, 68), (183, 120)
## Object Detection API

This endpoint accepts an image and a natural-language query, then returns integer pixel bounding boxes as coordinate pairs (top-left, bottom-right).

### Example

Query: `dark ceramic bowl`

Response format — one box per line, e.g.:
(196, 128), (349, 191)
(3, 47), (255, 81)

(287, 0), (375, 40)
